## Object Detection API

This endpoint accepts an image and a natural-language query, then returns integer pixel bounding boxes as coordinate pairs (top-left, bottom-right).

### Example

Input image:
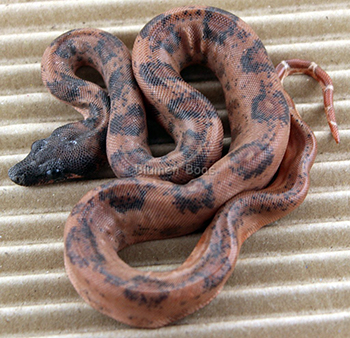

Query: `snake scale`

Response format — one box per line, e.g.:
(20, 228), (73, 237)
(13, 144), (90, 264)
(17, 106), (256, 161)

(8, 6), (339, 328)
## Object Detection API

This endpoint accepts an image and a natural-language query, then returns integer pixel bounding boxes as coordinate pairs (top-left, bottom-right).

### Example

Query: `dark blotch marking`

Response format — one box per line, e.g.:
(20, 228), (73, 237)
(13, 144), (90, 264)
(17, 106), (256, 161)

(98, 181), (156, 213)
(99, 187), (147, 214)
(230, 142), (275, 180)
(123, 289), (169, 308)
(109, 103), (146, 136)
(65, 226), (90, 268)
(109, 148), (153, 176)
(138, 62), (168, 87)
(202, 9), (237, 45)
(139, 13), (167, 39)
(241, 40), (275, 74)
(150, 23), (182, 54)
(272, 90), (291, 125)
(251, 82), (290, 126)
(179, 129), (205, 160)
(171, 181), (215, 214)
(207, 6), (240, 21)
(46, 72), (88, 102)
(65, 218), (106, 269)
(93, 39), (118, 66)
(251, 81), (268, 123)
(54, 39), (77, 59)
(108, 66), (125, 100)
(138, 61), (180, 88)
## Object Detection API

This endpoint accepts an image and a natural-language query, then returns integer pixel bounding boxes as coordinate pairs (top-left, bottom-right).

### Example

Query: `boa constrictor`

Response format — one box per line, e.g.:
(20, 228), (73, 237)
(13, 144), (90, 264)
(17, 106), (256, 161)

(8, 6), (339, 328)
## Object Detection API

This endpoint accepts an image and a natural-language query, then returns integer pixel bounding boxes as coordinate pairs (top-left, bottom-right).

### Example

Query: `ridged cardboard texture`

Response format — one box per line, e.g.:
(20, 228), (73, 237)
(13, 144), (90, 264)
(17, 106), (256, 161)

(0, 0), (349, 337)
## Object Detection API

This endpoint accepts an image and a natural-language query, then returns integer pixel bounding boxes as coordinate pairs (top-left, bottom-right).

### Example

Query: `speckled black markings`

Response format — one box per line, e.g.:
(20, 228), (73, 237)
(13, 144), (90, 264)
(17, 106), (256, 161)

(251, 82), (290, 126)
(229, 141), (275, 181)
(81, 105), (106, 129)
(93, 38), (118, 66)
(54, 38), (77, 58)
(149, 23), (182, 54)
(179, 129), (207, 162)
(65, 217), (106, 269)
(138, 61), (183, 88)
(202, 11), (237, 46)
(70, 202), (91, 217)
(98, 186), (148, 214)
(139, 13), (167, 39)
(99, 273), (176, 302)
(65, 227), (90, 268)
(241, 40), (275, 74)
(109, 104), (146, 137)
(171, 181), (215, 214)
(123, 289), (170, 309)
(96, 265), (129, 288)
(251, 81), (269, 123)
(207, 6), (239, 21)
(99, 30), (124, 48)
(45, 73), (87, 102)
(157, 225), (184, 238)
(272, 90), (290, 125)
(192, 225), (236, 292)
(236, 28), (252, 44)
(138, 62), (168, 87)
(109, 148), (154, 177)
(124, 104), (146, 135)
(247, 150), (274, 180)
(202, 263), (230, 291)
(158, 170), (176, 183)
(131, 223), (155, 238)
(171, 103), (218, 122)
(109, 150), (133, 175)
(108, 66), (126, 100)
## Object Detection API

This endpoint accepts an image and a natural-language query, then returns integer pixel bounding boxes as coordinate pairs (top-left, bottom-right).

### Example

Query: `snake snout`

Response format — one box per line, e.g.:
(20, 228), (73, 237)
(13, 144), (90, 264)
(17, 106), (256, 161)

(8, 161), (39, 186)
(8, 153), (66, 186)
(8, 163), (26, 186)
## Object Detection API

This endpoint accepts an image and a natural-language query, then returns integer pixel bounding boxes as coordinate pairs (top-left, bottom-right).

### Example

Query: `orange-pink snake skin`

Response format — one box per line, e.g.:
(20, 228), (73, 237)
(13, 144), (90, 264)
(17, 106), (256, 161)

(8, 6), (339, 328)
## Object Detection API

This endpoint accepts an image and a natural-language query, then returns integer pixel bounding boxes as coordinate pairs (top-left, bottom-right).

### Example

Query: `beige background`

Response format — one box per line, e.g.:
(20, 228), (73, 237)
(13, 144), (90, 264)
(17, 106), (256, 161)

(1, 0), (350, 337)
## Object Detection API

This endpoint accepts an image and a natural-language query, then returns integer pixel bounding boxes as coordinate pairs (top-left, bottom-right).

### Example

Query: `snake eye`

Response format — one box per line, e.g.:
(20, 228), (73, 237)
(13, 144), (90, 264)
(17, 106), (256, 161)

(31, 139), (47, 152)
(46, 168), (63, 180)
(66, 139), (78, 148)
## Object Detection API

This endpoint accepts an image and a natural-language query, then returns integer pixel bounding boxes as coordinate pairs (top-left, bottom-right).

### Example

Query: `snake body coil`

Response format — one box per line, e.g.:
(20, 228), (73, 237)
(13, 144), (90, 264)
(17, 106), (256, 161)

(8, 6), (339, 328)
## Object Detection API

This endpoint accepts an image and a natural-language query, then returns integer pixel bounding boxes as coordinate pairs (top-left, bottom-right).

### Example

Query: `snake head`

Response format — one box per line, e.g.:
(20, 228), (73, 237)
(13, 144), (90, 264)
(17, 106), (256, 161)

(8, 122), (107, 186)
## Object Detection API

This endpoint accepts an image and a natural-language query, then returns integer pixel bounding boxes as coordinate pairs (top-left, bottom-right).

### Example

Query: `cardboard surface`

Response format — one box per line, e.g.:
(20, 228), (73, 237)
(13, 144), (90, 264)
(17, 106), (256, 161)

(1, 0), (350, 336)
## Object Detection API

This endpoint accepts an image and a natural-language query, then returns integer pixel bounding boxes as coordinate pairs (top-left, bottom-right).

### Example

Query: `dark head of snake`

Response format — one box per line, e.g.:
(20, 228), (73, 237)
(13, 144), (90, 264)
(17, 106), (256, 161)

(8, 121), (107, 186)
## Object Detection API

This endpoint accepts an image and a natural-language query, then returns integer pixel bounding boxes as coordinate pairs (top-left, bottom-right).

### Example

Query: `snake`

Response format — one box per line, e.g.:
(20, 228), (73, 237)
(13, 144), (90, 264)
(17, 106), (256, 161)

(8, 6), (339, 329)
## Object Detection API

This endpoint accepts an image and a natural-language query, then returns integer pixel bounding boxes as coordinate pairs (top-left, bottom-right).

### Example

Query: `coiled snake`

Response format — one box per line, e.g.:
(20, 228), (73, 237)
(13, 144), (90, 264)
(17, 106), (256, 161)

(8, 6), (339, 328)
